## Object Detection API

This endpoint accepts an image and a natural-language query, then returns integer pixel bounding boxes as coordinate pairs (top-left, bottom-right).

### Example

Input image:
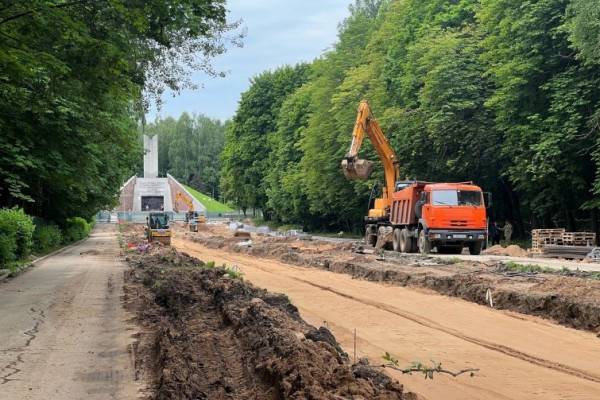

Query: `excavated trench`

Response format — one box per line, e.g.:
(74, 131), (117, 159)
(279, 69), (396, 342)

(124, 247), (412, 400)
(188, 234), (600, 334)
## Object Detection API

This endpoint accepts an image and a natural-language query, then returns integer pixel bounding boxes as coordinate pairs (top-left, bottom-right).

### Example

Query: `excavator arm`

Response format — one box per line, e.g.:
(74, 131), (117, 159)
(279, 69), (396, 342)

(174, 191), (194, 213)
(341, 101), (400, 215)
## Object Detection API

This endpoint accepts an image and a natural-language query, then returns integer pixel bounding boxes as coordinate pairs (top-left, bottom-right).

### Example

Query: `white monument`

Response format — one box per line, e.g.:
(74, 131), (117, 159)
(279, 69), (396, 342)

(143, 135), (158, 179)
(118, 133), (205, 215)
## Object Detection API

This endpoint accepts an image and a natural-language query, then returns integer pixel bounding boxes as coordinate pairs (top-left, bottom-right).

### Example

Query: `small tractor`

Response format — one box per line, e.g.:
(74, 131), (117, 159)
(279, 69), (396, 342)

(185, 211), (206, 232)
(145, 212), (172, 245)
(175, 191), (206, 232)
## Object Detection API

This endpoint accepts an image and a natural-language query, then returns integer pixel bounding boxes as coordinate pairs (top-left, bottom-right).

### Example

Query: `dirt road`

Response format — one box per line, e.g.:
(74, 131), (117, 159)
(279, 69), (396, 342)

(174, 236), (600, 400)
(0, 224), (141, 399)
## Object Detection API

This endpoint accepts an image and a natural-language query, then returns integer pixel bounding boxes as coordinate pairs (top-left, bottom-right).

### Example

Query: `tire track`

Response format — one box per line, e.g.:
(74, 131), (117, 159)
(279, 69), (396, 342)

(175, 239), (600, 385)
(291, 278), (600, 384)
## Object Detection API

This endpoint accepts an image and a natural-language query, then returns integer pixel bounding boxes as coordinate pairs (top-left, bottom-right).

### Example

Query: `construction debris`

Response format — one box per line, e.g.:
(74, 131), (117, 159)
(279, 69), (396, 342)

(233, 229), (252, 239)
(587, 247), (600, 262)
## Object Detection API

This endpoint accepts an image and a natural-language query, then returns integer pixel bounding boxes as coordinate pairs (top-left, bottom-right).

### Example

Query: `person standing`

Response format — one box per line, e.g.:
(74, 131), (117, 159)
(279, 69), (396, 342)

(503, 221), (513, 243)
(490, 221), (501, 245)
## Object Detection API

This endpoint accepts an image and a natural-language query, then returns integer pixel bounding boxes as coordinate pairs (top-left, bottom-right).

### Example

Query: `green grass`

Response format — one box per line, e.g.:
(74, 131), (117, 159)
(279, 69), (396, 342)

(502, 261), (554, 274)
(183, 185), (234, 213)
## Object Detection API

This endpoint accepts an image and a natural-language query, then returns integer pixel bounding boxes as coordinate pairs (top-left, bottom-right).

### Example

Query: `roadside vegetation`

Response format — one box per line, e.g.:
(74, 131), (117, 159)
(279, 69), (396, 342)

(220, 0), (600, 236)
(0, 208), (93, 272)
(0, 1), (240, 236)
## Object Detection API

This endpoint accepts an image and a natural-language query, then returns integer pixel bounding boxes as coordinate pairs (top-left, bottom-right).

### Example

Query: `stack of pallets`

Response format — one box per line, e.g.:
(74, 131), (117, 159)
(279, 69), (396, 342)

(531, 229), (565, 254)
(561, 232), (596, 247)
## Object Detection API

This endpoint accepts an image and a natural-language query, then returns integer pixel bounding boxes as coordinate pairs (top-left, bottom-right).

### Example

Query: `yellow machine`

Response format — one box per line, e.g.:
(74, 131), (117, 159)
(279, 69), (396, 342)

(341, 100), (400, 219)
(175, 191), (206, 232)
(145, 212), (172, 245)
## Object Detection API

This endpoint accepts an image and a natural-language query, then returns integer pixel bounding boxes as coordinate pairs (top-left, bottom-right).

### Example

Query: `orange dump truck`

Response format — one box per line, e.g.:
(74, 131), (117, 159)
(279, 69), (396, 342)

(368, 181), (487, 255)
(342, 101), (488, 255)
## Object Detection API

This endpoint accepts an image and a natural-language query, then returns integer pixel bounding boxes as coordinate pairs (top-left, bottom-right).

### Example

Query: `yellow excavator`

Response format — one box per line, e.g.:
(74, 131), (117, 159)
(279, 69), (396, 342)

(341, 100), (400, 220)
(174, 191), (206, 232)
(341, 100), (488, 255)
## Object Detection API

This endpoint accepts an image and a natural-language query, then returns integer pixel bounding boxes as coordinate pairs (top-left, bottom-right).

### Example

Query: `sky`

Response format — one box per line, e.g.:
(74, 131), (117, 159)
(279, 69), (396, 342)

(146, 0), (351, 122)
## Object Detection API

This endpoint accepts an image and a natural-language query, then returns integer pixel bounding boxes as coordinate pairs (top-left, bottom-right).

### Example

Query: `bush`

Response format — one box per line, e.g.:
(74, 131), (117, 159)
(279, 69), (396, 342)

(63, 217), (92, 243)
(0, 208), (34, 266)
(33, 224), (63, 253)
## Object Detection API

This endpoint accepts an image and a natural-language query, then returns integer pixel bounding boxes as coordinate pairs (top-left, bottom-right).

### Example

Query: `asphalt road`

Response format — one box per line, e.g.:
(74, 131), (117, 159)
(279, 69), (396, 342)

(0, 224), (141, 400)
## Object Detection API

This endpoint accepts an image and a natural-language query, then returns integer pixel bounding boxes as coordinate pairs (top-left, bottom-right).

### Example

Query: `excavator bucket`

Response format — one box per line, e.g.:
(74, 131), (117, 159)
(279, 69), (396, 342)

(341, 158), (374, 180)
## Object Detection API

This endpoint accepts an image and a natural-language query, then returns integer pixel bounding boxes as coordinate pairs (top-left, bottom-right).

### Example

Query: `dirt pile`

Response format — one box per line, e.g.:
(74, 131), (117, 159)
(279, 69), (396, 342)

(125, 248), (410, 400)
(483, 244), (529, 257)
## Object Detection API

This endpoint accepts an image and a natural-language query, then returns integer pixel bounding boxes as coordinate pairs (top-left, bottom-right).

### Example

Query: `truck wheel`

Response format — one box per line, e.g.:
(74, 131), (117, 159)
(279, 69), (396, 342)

(418, 230), (431, 254)
(468, 241), (482, 255)
(400, 228), (413, 253)
(393, 228), (402, 252)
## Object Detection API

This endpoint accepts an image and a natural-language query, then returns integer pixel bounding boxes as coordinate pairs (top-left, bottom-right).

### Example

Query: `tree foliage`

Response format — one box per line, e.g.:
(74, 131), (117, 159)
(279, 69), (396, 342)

(0, 0), (237, 222)
(146, 113), (226, 198)
(221, 0), (600, 233)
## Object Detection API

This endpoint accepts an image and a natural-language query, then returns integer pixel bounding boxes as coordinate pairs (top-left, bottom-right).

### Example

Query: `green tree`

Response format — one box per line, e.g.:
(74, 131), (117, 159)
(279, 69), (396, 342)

(0, 0), (238, 222)
(221, 64), (311, 216)
(221, 0), (600, 235)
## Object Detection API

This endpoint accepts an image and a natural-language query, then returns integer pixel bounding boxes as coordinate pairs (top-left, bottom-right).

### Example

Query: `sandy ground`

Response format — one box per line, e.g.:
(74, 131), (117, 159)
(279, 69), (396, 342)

(0, 224), (142, 399)
(174, 235), (600, 400)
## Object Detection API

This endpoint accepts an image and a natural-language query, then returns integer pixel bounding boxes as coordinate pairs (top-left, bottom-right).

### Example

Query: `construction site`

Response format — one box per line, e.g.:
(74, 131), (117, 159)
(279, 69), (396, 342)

(3, 1), (600, 400)
(4, 99), (600, 400)
(107, 215), (600, 400)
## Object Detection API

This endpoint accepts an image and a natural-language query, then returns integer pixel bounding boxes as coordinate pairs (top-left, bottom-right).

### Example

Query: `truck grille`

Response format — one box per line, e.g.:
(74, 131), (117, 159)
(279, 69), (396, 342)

(450, 220), (468, 227)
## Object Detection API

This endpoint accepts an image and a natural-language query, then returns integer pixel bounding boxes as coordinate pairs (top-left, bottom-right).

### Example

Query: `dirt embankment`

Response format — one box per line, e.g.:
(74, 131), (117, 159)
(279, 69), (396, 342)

(187, 230), (600, 334)
(124, 247), (412, 400)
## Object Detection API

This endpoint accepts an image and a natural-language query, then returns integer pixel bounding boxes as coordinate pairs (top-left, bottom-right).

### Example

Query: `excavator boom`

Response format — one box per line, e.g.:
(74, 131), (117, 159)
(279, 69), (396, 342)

(341, 101), (399, 215)
(175, 191), (194, 213)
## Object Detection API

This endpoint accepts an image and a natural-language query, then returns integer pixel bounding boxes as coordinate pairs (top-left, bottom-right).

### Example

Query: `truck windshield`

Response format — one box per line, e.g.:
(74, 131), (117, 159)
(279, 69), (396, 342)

(431, 190), (481, 206)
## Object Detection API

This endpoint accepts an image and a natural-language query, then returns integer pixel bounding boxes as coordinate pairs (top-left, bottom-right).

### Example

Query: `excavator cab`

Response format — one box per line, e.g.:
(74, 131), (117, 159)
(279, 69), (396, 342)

(341, 157), (374, 180)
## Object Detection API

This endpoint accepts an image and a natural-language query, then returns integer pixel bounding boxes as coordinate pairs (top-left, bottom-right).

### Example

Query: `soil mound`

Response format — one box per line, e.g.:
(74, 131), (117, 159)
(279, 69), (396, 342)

(483, 244), (528, 257)
(125, 248), (409, 400)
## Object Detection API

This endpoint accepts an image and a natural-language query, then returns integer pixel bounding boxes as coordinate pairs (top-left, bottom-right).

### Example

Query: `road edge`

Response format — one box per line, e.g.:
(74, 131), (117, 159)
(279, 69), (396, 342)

(0, 237), (88, 282)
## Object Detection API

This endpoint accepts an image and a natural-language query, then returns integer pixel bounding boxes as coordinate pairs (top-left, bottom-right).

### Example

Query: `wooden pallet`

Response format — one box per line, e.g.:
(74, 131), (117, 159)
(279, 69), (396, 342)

(531, 229), (565, 252)
(562, 232), (596, 246)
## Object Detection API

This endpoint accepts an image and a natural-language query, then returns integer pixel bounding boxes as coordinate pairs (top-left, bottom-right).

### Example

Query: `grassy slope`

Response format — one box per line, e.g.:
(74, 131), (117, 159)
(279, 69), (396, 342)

(183, 185), (234, 213)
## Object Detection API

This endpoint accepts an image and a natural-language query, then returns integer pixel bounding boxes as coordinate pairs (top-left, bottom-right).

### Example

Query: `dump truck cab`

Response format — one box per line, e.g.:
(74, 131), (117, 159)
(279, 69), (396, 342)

(418, 183), (487, 254)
